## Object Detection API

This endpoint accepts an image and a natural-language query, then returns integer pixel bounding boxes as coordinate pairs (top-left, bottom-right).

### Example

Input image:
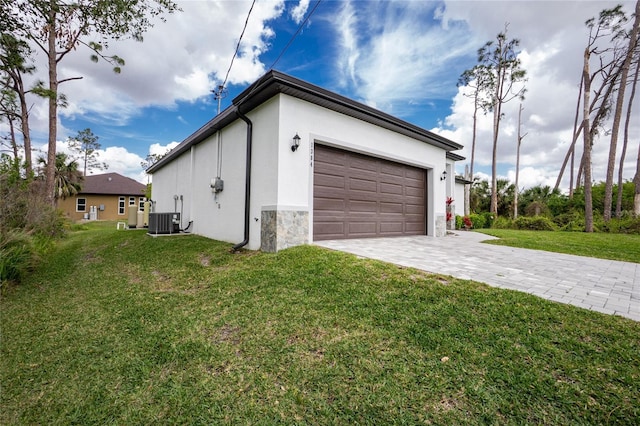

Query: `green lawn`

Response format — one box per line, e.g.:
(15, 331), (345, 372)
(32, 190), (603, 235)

(1, 223), (639, 424)
(475, 229), (640, 263)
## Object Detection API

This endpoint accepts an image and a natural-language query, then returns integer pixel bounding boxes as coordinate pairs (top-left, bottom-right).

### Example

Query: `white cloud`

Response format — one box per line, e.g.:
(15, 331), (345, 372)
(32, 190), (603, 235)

(150, 141), (179, 157)
(22, 0), (288, 140)
(431, 0), (640, 190)
(290, 0), (310, 24)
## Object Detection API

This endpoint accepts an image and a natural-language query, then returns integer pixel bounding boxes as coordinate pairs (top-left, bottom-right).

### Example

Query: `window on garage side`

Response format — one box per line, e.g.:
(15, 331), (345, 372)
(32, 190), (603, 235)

(76, 198), (86, 212)
(118, 196), (125, 215)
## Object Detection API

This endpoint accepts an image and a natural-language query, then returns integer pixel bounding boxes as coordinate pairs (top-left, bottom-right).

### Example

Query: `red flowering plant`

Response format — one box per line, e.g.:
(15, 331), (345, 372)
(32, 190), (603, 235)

(445, 197), (454, 229)
(463, 216), (473, 230)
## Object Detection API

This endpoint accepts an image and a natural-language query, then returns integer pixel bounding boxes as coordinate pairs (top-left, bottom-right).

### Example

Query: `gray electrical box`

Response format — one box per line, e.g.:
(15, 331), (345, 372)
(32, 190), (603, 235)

(211, 178), (224, 193)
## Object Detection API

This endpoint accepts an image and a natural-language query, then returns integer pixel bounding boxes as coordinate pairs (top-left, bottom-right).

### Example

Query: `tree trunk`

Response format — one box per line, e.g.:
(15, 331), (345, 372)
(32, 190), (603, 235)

(514, 103), (524, 219)
(464, 164), (470, 216)
(554, 73), (584, 193)
(8, 114), (18, 160)
(582, 47), (593, 232)
(44, 5), (58, 206)
(617, 54), (640, 217)
(17, 75), (32, 177)
(470, 96), (478, 180)
(490, 72), (504, 215)
(603, 0), (640, 221)
(634, 142), (640, 215)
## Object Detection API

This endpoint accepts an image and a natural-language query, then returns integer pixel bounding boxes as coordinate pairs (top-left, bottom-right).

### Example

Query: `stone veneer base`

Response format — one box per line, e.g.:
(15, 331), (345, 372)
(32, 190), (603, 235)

(261, 209), (309, 252)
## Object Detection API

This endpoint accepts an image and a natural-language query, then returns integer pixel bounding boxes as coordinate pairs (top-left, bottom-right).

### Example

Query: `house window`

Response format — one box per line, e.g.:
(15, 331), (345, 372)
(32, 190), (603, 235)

(129, 196), (136, 206)
(118, 197), (125, 215)
(76, 198), (86, 212)
(139, 197), (145, 212)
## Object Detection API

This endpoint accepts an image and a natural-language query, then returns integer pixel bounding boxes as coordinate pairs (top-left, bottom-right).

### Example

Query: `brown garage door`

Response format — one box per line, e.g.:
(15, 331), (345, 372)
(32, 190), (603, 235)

(313, 144), (426, 241)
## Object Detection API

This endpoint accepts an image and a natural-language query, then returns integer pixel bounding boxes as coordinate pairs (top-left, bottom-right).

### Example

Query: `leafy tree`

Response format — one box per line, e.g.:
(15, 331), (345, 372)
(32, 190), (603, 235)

(618, 48), (639, 217)
(9, 0), (179, 206)
(457, 65), (492, 180)
(0, 32), (39, 177)
(603, 0), (640, 221)
(474, 25), (527, 215)
(581, 5), (629, 231)
(470, 178), (490, 213)
(37, 152), (83, 202)
(68, 128), (107, 176)
(495, 178), (515, 217)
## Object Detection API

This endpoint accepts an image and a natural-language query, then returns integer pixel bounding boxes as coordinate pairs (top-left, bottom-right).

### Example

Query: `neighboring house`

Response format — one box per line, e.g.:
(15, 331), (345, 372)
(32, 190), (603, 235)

(454, 175), (473, 217)
(58, 172), (147, 222)
(148, 71), (464, 252)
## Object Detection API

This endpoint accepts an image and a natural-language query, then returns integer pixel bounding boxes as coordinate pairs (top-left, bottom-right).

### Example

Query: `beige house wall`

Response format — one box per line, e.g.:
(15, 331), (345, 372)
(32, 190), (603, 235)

(58, 194), (145, 222)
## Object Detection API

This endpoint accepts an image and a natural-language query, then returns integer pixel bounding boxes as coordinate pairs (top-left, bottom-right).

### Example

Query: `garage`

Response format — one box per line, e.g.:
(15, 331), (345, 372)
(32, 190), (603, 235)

(313, 144), (427, 241)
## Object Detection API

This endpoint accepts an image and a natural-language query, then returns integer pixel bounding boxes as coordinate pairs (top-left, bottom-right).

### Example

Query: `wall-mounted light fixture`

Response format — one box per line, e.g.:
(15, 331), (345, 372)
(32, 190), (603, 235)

(291, 133), (301, 152)
(440, 170), (447, 181)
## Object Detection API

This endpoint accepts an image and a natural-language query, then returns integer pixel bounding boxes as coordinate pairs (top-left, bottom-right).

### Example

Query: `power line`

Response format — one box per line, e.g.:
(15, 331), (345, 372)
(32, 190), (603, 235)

(221, 0), (257, 90)
(268, 0), (323, 71)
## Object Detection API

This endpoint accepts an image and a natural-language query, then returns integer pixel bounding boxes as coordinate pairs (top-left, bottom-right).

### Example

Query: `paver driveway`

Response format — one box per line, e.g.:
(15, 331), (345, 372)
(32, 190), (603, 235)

(316, 231), (640, 321)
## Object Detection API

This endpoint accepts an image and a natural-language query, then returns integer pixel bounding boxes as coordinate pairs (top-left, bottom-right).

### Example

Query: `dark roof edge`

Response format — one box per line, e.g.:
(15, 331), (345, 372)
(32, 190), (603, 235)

(147, 106), (237, 173)
(149, 70), (464, 173)
(235, 71), (463, 152)
(446, 152), (465, 161)
(455, 176), (473, 184)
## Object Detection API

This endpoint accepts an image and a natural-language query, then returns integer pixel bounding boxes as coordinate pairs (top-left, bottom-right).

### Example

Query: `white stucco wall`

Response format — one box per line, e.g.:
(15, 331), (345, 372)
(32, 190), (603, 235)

(152, 98), (280, 249)
(152, 92), (456, 249)
(454, 181), (467, 217)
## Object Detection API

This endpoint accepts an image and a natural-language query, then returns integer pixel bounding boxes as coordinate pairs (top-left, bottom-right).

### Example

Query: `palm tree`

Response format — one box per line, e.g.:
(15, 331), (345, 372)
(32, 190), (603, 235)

(37, 153), (83, 202)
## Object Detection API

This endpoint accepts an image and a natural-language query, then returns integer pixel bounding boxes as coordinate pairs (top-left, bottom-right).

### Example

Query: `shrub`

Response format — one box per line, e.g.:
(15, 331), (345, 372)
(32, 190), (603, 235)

(513, 216), (557, 231)
(482, 212), (495, 228)
(469, 213), (486, 229)
(0, 230), (37, 287)
(553, 211), (585, 232)
(455, 215), (464, 230)
(492, 217), (513, 229)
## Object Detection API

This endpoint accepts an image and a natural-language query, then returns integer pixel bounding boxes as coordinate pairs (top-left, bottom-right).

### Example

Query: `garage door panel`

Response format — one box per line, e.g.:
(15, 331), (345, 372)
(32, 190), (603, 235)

(349, 200), (378, 213)
(380, 202), (404, 214)
(350, 157), (379, 173)
(314, 145), (427, 241)
(315, 174), (345, 189)
(349, 177), (377, 192)
(348, 221), (377, 235)
(380, 163), (404, 176)
(314, 221), (345, 237)
(314, 197), (346, 212)
(380, 182), (403, 195)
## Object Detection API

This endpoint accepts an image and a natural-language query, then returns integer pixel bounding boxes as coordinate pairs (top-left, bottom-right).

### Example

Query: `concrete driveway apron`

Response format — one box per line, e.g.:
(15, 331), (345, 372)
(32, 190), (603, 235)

(315, 231), (640, 322)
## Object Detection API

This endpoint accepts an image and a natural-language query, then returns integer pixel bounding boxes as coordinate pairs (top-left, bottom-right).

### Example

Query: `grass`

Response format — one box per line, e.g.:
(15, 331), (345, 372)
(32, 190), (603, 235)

(1, 222), (639, 424)
(475, 229), (640, 263)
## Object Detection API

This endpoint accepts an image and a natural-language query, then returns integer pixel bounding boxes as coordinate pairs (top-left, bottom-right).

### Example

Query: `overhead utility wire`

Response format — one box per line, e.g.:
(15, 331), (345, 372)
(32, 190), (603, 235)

(267, 0), (323, 71)
(233, 0), (323, 109)
(221, 0), (257, 90)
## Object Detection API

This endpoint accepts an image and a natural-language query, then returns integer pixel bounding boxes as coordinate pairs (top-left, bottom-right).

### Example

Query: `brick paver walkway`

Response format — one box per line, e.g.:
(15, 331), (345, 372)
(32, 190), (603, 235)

(316, 232), (640, 321)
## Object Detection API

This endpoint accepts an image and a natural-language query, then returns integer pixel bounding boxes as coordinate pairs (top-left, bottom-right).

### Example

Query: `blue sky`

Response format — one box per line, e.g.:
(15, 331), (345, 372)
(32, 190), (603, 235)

(13, 0), (640, 187)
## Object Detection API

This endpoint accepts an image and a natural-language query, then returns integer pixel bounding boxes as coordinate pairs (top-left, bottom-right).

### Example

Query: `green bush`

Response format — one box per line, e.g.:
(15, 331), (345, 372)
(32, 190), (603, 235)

(513, 216), (557, 231)
(455, 215), (464, 230)
(599, 216), (640, 235)
(492, 217), (513, 229)
(469, 213), (486, 229)
(0, 230), (37, 287)
(553, 211), (585, 232)
(482, 212), (495, 228)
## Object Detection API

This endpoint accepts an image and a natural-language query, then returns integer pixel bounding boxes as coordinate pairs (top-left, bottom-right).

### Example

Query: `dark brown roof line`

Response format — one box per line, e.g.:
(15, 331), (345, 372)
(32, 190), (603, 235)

(447, 152), (465, 161)
(148, 70), (464, 173)
(80, 172), (146, 195)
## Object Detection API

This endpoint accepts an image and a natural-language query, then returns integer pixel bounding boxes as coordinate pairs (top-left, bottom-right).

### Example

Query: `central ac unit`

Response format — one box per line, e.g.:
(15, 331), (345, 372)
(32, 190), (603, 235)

(148, 212), (180, 235)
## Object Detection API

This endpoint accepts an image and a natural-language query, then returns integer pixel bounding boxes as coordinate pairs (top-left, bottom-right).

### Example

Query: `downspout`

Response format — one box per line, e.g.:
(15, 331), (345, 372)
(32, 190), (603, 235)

(232, 109), (253, 251)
